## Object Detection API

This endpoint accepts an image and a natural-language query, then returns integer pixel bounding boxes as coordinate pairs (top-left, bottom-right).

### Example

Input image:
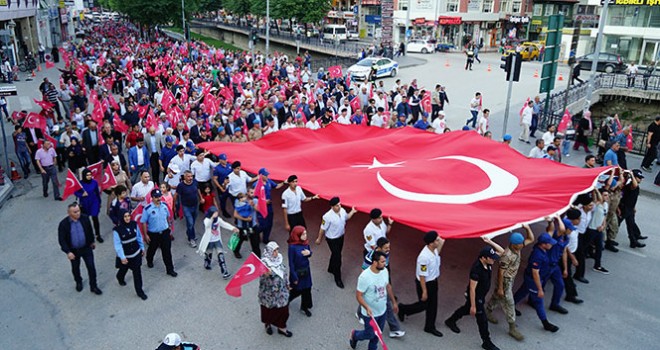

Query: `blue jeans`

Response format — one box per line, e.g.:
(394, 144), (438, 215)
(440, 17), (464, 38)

(357, 296), (401, 332)
(182, 205), (198, 241)
(41, 165), (60, 198)
(561, 139), (571, 156)
(16, 149), (31, 175)
(467, 110), (478, 128)
(353, 313), (386, 350)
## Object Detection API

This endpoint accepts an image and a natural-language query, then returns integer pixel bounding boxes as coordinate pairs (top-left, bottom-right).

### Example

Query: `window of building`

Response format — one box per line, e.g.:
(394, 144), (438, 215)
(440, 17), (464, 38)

(544, 4), (555, 16)
(500, 0), (511, 13)
(533, 4), (542, 16)
(447, 0), (459, 12)
(398, 0), (408, 11)
(483, 0), (493, 12)
(512, 0), (522, 13)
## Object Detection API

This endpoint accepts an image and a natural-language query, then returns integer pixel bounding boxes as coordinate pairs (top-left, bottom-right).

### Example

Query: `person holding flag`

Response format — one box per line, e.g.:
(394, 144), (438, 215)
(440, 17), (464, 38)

(350, 250), (398, 350)
(35, 139), (62, 201)
(316, 197), (358, 289)
(75, 169), (103, 243)
(254, 168), (284, 244)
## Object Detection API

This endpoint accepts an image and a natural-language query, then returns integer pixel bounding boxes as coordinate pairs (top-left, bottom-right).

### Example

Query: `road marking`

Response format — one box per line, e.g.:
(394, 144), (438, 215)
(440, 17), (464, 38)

(618, 248), (647, 258)
(19, 96), (31, 110)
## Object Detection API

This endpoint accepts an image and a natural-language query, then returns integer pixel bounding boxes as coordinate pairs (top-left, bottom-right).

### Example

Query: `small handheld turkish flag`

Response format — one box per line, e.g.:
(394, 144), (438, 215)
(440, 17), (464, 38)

(113, 116), (129, 133)
(225, 253), (269, 297)
(421, 91), (432, 114)
(62, 169), (82, 200)
(131, 205), (144, 224)
(100, 164), (117, 191)
(557, 109), (571, 134)
(254, 177), (268, 218)
(33, 99), (54, 111)
(350, 96), (361, 114)
(519, 97), (531, 117)
(23, 112), (47, 130)
(369, 316), (389, 350)
(328, 65), (343, 79)
(87, 161), (105, 183)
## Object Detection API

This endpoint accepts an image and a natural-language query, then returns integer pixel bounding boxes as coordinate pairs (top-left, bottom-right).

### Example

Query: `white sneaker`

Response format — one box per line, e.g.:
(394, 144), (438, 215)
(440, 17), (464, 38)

(389, 330), (406, 338)
(355, 313), (364, 325)
(189, 239), (197, 248)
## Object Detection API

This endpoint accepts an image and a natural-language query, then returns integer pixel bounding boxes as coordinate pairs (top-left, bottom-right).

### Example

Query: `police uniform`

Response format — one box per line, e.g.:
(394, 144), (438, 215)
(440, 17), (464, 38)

(141, 198), (176, 276)
(363, 221), (387, 256)
(282, 185), (307, 229)
(213, 161), (233, 216)
(320, 207), (348, 283)
(486, 248), (521, 325)
(113, 217), (147, 299)
(446, 248), (498, 347)
(513, 244), (553, 325)
(398, 245), (441, 332)
(546, 226), (570, 309)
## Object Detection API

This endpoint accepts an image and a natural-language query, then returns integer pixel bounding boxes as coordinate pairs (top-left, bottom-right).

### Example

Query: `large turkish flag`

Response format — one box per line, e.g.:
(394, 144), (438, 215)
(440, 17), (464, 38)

(200, 125), (607, 239)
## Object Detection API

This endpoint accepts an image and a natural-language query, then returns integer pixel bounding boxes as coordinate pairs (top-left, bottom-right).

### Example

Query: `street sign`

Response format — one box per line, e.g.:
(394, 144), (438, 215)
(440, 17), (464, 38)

(0, 86), (17, 97)
(540, 14), (564, 93)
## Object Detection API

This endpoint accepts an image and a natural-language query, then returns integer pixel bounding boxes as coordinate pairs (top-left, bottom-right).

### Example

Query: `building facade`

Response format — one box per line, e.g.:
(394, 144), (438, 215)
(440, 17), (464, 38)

(602, 1), (660, 65)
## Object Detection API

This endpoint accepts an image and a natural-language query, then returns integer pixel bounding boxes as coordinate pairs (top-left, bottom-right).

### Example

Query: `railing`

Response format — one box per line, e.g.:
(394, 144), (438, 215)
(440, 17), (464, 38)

(539, 72), (659, 156)
(191, 18), (366, 55)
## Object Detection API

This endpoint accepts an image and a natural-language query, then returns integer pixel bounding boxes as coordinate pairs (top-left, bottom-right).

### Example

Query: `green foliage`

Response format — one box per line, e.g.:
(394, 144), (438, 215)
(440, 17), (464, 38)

(113, 0), (203, 27)
(168, 27), (242, 51)
(224, 0), (251, 17)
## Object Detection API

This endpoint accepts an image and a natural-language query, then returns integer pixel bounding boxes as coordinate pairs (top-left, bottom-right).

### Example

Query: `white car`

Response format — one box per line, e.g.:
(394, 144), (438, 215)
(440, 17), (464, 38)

(347, 30), (360, 41)
(407, 39), (435, 54)
(347, 57), (399, 81)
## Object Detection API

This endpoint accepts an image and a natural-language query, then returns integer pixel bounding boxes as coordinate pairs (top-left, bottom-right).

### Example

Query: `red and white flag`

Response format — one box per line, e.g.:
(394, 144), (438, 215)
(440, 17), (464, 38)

(201, 125), (607, 238)
(23, 112), (47, 130)
(34, 99), (54, 111)
(557, 109), (571, 134)
(225, 253), (269, 297)
(254, 177), (269, 218)
(45, 61), (55, 69)
(131, 205), (145, 228)
(113, 115), (129, 133)
(519, 97), (531, 117)
(328, 65), (343, 79)
(349, 97), (361, 115)
(421, 91), (432, 114)
(369, 316), (389, 350)
(87, 161), (105, 183)
(100, 164), (117, 191)
(62, 169), (82, 200)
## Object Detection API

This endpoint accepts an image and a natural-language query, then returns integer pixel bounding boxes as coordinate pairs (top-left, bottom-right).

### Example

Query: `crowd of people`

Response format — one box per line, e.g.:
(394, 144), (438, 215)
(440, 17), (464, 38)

(5, 17), (656, 350)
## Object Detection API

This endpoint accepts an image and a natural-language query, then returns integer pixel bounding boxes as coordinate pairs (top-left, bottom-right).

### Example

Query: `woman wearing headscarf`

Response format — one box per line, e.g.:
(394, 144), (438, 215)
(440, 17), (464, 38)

(288, 225), (313, 317)
(75, 168), (103, 242)
(66, 136), (86, 172)
(105, 160), (131, 212)
(112, 209), (148, 300)
(259, 242), (292, 337)
(197, 206), (238, 279)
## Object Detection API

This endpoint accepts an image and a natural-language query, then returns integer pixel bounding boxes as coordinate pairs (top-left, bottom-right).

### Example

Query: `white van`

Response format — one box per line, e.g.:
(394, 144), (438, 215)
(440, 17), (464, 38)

(322, 25), (348, 42)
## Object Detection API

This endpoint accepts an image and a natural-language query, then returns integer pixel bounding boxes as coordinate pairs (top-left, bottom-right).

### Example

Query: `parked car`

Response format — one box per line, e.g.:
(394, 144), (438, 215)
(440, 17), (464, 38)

(578, 52), (626, 73)
(347, 57), (398, 81)
(406, 39), (435, 54)
(322, 25), (349, 42)
(347, 30), (360, 41)
(503, 43), (539, 61)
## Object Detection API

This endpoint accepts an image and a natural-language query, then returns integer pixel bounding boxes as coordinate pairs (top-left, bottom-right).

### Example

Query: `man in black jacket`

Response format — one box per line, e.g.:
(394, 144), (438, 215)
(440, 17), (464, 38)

(58, 203), (102, 295)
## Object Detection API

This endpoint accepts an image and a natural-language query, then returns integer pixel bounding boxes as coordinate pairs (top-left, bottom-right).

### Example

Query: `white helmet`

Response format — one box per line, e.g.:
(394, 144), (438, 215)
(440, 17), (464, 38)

(163, 333), (181, 346)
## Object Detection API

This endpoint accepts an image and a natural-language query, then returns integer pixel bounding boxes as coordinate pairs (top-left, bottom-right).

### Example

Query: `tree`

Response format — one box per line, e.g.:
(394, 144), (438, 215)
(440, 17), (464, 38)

(224, 0), (252, 18)
(113, 0), (203, 27)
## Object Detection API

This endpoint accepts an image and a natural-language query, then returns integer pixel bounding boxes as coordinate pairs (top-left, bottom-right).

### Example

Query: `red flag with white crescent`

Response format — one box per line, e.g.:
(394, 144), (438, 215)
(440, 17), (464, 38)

(519, 97), (531, 117)
(369, 317), (389, 350)
(349, 96), (360, 115)
(34, 99), (54, 111)
(200, 125), (608, 239)
(62, 169), (83, 200)
(225, 253), (269, 297)
(557, 109), (571, 134)
(100, 164), (118, 191)
(113, 115), (129, 134)
(421, 91), (432, 114)
(23, 112), (47, 130)
(130, 204), (144, 224)
(87, 161), (105, 183)
(328, 65), (343, 79)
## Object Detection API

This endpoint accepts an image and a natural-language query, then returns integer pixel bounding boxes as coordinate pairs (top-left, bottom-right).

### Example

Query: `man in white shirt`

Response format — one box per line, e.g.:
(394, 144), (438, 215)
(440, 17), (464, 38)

(398, 230), (445, 337)
(281, 174), (319, 232)
(519, 100), (533, 143)
(336, 109), (351, 125)
(477, 109), (490, 135)
(227, 160), (257, 198)
(130, 170), (155, 207)
(316, 197), (357, 289)
(169, 145), (196, 174)
(363, 208), (393, 256)
(542, 124), (556, 149)
(190, 149), (215, 188)
(528, 139), (546, 159)
(467, 92), (482, 128)
(431, 111), (447, 134)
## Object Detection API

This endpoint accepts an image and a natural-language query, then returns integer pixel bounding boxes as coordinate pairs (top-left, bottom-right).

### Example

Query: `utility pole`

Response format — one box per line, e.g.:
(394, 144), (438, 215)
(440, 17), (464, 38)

(181, 0), (186, 41)
(266, 0), (270, 56)
(405, 0), (411, 55)
(502, 53), (517, 136)
(582, 0), (611, 113)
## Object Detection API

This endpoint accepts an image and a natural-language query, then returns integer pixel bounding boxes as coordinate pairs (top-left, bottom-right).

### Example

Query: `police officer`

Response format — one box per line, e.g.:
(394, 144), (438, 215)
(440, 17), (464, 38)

(112, 209), (148, 300)
(315, 196), (358, 289)
(512, 233), (559, 332)
(445, 238), (504, 350)
(544, 216), (570, 315)
(620, 169), (647, 248)
(141, 188), (177, 277)
(156, 333), (199, 350)
(485, 224), (534, 341)
(398, 230), (445, 337)
(281, 174), (319, 232)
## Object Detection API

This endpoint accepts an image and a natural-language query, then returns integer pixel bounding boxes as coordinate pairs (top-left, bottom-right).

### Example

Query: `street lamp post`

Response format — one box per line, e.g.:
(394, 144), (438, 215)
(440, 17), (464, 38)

(266, 0), (270, 55)
(582, 0), (611, 113)
(181, 0), (186, 41)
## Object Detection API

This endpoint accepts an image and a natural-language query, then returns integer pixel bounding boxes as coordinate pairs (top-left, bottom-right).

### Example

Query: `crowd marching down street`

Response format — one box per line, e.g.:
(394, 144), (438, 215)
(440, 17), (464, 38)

(6, 17), (658, 350)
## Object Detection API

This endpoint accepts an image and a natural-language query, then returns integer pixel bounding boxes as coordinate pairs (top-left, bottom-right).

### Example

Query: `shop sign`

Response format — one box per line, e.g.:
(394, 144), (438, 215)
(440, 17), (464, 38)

(327, 11), (339, 18)
(365, 15), (382, 23)
(531, 19), (543, 25)
(413, 17), (427, 24)
(467, 0), (481, 12)
(362, 0), (381, 4)
(574, 14), (599, 23)
(342, 12), (355, 19)
(438, 16), (462, 25)
(600, 0), (658, 5)
(509, 16), (530, 24)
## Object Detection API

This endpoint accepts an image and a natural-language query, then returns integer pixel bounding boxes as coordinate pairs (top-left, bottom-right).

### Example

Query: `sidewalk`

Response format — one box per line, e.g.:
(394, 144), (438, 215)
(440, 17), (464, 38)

(508, 138), (660, 198)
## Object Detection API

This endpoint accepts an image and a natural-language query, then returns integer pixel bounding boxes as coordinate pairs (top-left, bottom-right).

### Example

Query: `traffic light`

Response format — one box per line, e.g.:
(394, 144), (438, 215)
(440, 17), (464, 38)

(500, 54), (512, 73)
(501, 53), (522, 82)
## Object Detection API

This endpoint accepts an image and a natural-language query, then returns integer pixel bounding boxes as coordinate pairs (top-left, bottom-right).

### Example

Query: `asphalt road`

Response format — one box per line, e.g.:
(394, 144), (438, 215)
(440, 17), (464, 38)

(0, 53), (658, 350)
